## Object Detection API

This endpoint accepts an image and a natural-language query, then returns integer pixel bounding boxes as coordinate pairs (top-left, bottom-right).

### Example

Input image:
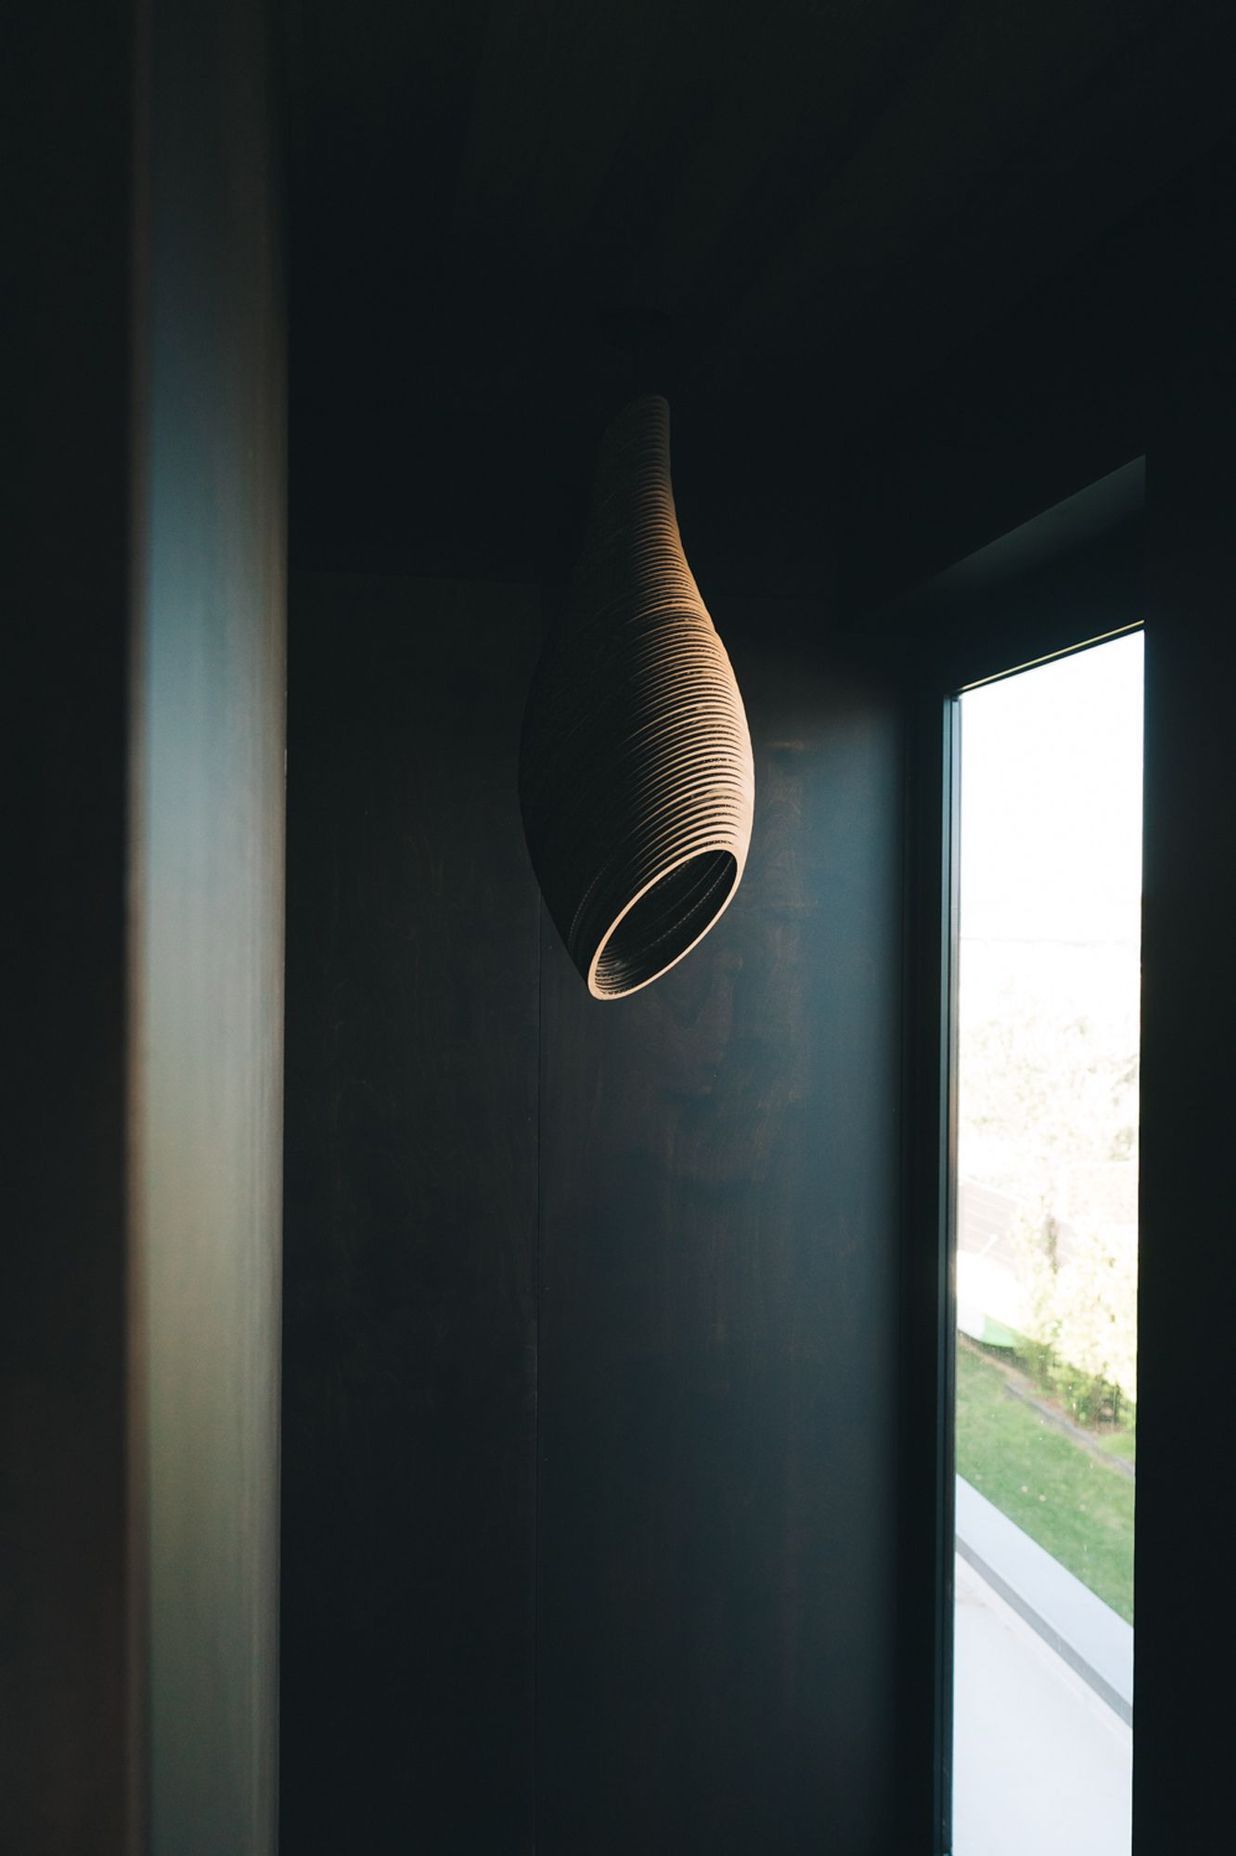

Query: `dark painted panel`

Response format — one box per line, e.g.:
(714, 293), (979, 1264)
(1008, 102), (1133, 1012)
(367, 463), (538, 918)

(536, 608), (904, 1854)
(280, 576), (542, 1854)
(7, 3), (285, 1850)
(131, 1), (287, 1847)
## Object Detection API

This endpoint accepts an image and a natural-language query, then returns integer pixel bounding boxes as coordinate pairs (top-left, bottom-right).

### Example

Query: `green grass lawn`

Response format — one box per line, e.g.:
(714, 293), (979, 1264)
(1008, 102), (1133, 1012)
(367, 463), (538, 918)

(956, 1340), (1135, 1622)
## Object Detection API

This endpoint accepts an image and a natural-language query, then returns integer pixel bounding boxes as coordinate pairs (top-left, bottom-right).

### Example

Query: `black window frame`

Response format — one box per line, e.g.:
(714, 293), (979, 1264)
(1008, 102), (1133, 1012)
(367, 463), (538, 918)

(895, 459), (1146, 1855)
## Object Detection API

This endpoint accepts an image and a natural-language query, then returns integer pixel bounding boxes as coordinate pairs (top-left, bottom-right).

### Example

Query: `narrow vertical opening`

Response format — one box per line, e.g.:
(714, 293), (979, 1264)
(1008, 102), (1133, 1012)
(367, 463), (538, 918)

(950, 632), (1142, 1855)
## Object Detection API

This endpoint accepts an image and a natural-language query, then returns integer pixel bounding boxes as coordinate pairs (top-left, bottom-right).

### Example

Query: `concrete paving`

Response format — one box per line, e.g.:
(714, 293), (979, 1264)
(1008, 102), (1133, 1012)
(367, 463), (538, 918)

(952, 1553), (1131, 1856)
(956, 1476), (1133, 1721)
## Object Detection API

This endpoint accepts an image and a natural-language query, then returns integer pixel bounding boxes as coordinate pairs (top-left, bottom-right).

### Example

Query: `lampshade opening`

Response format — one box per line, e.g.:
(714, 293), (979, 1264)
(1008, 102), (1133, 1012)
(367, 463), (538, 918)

(588, 848), (739, 999)
(519, 392), (754, 1000)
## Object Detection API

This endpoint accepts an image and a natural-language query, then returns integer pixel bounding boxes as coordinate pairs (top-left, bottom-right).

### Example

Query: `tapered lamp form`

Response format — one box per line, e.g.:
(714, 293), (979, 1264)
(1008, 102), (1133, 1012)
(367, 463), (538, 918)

(519, 395), (754, 999)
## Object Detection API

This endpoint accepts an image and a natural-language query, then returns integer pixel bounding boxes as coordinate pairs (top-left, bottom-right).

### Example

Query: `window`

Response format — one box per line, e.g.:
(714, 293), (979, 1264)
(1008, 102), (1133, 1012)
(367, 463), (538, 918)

(949, 635), (1142, 1856)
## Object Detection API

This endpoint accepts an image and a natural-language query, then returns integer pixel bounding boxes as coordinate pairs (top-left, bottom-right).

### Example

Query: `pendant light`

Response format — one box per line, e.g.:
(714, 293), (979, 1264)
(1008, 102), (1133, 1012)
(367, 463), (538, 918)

(519, 393), (754, 999)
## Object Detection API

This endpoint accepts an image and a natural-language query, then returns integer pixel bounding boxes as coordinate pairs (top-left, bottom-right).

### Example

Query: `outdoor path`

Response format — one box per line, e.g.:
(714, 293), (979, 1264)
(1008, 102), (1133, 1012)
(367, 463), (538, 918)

(952, 1554), (1131, 1856)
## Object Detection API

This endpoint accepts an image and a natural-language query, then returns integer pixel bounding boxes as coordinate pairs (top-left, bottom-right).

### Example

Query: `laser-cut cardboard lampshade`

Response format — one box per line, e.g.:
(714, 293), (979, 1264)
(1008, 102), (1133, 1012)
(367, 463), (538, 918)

(519, 394), (754, 999)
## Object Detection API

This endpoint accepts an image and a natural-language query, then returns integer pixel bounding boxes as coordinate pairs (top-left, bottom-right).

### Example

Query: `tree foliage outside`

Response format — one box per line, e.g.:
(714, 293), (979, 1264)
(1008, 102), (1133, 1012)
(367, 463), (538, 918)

(959, 937), (1139, 1435)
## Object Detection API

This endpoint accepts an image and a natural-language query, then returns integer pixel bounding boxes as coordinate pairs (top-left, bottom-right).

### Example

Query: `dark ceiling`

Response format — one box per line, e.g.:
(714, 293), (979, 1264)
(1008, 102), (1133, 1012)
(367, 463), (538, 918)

(286, 0), (1236, 581)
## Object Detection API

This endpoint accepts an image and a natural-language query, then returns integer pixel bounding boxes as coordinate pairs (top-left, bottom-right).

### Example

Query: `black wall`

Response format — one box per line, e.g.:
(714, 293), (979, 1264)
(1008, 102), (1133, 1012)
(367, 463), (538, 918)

(535, 605), (903, 1854)
(8, 9), (134, 1844)
(280, 582), (906, 1853)
(280, 578), (543, 1852)
(281, 112), (1236, 1856)
(1135, 378), (1236, 1856)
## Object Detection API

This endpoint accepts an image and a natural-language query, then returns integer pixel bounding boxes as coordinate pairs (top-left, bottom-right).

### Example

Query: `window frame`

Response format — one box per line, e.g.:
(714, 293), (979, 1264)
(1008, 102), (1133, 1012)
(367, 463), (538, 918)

(896, 459), (1145, 1855)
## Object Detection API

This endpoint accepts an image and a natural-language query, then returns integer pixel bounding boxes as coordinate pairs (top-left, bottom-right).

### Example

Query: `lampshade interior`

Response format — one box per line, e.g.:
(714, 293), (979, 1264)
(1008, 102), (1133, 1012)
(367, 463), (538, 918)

(590, 849), (739, 999)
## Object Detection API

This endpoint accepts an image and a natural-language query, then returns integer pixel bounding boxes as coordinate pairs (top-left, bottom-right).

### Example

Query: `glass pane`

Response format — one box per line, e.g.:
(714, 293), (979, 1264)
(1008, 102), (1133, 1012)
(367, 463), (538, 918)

(952, 634), (1142, 1856)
